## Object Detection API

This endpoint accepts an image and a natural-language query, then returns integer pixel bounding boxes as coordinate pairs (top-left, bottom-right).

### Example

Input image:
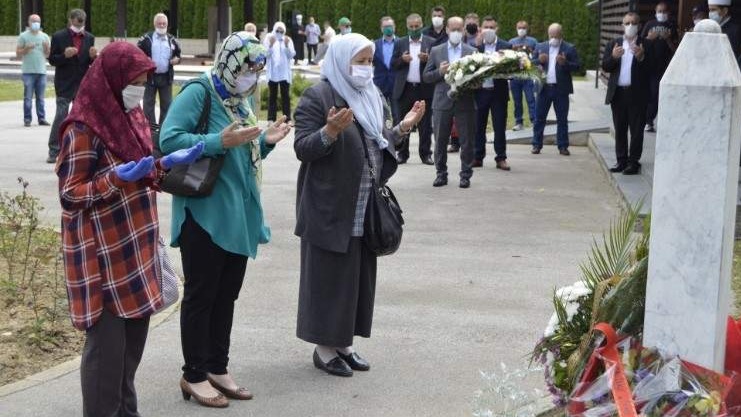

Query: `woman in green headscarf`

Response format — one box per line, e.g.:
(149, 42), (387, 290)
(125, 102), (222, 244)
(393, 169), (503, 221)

(160, 31), (292, 408)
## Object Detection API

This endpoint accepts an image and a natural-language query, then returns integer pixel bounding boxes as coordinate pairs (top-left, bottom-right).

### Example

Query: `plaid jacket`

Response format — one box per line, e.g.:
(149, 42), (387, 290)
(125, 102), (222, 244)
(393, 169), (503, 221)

(57, 122), (163, 330)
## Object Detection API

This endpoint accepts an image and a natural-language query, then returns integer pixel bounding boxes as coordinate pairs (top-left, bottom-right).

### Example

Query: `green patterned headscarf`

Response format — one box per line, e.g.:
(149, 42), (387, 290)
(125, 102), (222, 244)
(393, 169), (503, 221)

(212, 31), (267, 96)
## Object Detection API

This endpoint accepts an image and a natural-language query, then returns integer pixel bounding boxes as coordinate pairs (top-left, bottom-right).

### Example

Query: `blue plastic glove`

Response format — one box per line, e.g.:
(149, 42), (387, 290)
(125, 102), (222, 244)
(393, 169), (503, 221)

(161, 142), (205, 170)
(114, 156), (155, 182)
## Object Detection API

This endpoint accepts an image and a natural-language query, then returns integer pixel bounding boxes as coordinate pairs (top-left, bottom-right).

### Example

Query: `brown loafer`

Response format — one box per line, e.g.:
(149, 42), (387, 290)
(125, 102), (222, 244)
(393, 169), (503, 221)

(495, 160), (511, 171)
(180, 377), (229, 408)
(207, 376), (254, 400)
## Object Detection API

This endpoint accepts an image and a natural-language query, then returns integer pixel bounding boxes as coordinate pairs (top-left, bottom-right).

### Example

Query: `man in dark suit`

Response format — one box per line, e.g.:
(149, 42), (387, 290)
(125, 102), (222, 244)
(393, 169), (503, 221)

(423, 5), (448, 47)
(474, 16), (512, 170)
(47, 8), (96, 164)
(137, 13), (181, 126)
(709, 0), (741, 62)
(392, 13), (435, 165)
(373, 16), (398, 125)
(423, 16), (477, 189)
(641, 1), (677, 132)
(531, 23), (580, 156)
(602, 12), (650, 175)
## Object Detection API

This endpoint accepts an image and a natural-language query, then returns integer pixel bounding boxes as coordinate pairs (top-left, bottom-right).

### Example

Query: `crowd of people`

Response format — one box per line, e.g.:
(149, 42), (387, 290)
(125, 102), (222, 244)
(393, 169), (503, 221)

(10, 2), (741, 415)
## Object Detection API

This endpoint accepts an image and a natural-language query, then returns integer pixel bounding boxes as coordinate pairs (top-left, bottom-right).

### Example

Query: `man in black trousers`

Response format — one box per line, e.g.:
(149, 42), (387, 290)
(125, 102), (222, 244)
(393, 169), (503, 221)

(473, 16), (511, 170)
(392, 13), (434, 165)
(47, 8), (96, 164)
(602, 12), (650, 175)
(641, 1), (677, 132)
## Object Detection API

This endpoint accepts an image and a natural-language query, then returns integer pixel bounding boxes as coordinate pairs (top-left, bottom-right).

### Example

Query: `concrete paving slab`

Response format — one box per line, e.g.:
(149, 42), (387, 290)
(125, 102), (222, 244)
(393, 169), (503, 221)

(0, 97), (620, 416)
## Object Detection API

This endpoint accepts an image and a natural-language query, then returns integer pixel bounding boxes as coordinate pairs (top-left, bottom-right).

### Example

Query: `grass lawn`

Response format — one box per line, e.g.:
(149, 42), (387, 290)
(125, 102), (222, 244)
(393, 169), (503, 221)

(0, 78), (55, 102)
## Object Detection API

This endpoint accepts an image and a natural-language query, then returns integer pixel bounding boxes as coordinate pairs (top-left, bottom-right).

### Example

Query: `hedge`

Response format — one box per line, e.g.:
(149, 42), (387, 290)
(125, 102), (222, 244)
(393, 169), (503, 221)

(3, 0), (598, 69)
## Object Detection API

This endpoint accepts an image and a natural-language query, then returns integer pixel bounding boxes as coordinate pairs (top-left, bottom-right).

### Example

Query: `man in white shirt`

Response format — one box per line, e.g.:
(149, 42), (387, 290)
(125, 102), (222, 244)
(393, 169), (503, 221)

(601, 12), (650, 175)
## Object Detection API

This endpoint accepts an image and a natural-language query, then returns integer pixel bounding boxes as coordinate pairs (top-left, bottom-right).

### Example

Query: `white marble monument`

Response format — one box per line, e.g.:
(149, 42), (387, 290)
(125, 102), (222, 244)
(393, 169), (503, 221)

(644, 20), (741, 372)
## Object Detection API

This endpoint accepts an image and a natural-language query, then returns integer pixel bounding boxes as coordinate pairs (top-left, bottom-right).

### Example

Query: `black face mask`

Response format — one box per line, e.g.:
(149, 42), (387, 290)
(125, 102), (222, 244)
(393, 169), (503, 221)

(466, 23), (478, 35)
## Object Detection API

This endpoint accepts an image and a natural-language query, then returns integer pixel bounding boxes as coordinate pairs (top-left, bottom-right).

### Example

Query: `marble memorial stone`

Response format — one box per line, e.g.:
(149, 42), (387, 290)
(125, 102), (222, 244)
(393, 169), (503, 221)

(643, 20), (741, 372)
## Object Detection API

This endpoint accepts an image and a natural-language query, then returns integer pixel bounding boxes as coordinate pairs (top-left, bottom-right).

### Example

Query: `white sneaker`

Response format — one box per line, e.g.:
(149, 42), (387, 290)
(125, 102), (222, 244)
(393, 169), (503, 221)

(512, 124), (523, 131)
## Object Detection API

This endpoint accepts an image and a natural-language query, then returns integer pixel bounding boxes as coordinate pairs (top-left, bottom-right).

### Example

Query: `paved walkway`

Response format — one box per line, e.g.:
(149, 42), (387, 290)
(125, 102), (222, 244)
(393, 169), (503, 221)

(0, 97), (620, 416)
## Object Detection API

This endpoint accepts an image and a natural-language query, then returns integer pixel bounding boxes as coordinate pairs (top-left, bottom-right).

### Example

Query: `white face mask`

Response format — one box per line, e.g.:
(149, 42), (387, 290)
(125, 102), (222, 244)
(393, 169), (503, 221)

(341, 27), (352, 35)
(275, 32), (284, 41)
(483, 29), (497, 44)
(30, 22), (41, 31)
(710, 11), (722, 23)
(448, 30), (463, 45)
(432, 16), (444, 28)
(70, 25), (84, 33)
(349, 64), (373, 89)
(656, 12), (668, 22)
(155, 27), (167, 35)
(624, 23), (638, 38)
(549, 37), (561, 47)
(235, 72), (258, 95)
(122, 85), (145, 112)
(517, 28), (527, 37)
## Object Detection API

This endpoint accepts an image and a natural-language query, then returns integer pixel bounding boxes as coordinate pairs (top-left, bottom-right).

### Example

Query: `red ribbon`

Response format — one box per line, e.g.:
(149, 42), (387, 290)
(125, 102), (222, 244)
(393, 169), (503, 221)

(593, 322), (638, 417)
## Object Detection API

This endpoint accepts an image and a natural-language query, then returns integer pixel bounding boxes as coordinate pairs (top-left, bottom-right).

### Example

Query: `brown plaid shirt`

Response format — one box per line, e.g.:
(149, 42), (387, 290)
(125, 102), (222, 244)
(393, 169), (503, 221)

(57, 122), (162, 330)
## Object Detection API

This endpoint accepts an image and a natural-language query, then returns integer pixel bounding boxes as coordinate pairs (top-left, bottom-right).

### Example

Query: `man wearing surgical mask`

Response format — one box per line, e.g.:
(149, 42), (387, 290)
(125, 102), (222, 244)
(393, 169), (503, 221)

(423, 5), (448, 47)
(47, 8), (96, 164)
(423, 16), (478, 189)
(709, 0), (741, 62)
(373, 17), (398, 127)
(473, 16), (512, 170)
(509, 20), (538, 132)
(641, 1), (677, 133)
(602, 12), (650, 176)
(16, 14), (50, 128)
(137, 13), (182, 126)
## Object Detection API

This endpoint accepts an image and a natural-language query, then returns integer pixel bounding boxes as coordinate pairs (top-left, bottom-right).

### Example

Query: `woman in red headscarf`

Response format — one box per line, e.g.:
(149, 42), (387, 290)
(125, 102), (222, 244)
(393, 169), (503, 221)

(56, 41), (203, 416)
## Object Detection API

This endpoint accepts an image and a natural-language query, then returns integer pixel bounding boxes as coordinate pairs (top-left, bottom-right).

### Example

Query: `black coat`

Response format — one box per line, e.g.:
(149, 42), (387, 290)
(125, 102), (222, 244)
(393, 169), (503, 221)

(722, 17), (741, 60)
(136, 32), (182, 85)
(48, 28), (95, 98)
(293, 81), (400, 253)
(601, 37), (651, 105)
(391, 35), (435, 101)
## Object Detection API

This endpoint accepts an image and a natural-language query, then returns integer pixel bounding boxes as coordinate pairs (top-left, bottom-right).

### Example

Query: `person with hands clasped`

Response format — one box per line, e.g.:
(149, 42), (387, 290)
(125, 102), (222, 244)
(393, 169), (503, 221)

(56, 41), (203, 417)
(293, 33), (425, 378)
(264, 22), (296, 122)
(160, 32), (291, 408)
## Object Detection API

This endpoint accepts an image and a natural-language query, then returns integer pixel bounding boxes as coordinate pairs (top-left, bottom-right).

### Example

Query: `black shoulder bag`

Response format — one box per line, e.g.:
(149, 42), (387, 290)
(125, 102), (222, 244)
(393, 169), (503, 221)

(356, 123), (405, 256)
(152, 79), (225, 197)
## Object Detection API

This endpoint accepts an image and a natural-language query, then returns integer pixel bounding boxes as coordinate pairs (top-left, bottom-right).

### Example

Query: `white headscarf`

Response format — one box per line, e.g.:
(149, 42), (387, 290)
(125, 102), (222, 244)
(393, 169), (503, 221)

(271, 21), (287, 69)
(320, 33), (387, 149)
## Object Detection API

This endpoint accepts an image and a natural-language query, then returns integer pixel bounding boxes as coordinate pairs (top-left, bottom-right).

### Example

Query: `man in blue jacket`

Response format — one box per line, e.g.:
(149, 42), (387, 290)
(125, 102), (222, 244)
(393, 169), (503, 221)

(531, 23), (580, 156)
(474, 16), (512, 170)
(373, 16), (398, 123)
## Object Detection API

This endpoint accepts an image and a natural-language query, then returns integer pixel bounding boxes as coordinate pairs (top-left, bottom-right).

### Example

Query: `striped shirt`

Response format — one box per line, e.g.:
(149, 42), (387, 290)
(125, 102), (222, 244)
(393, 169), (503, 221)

(57, 123), (163, 330)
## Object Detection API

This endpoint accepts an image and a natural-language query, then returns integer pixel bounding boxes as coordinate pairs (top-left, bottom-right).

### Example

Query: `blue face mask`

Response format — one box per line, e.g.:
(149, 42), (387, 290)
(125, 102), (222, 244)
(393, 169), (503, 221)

(30, 22), (40, 31)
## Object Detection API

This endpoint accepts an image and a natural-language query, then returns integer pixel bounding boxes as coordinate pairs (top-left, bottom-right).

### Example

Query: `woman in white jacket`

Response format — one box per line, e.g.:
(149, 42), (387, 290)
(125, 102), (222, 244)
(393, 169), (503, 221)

(263, 21), (296, 122)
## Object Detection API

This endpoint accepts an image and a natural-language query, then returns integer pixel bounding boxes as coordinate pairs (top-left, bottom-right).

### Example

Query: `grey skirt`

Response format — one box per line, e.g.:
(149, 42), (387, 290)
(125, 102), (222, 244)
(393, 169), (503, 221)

(296, 237), (377, 347)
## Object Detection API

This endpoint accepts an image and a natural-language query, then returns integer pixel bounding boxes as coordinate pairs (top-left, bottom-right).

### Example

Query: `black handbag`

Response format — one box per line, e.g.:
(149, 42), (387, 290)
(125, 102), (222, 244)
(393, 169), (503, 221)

(356, 123), (404, 256)
(152, 79), (225, 197)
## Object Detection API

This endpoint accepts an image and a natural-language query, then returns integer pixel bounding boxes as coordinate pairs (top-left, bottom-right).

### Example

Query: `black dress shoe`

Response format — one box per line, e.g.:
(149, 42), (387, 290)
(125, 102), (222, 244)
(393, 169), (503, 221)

(421, 156), (434, 165)
(397, 157), (408, 165)
(433, 176), (448, 187)
(459, 178), (470, 188)
(622, 163), (641, 175)
(531, 147), (541, 154)
(471, 159), (483, 168)
(559, 148), (571, 156)
(313, 350), (353, 377)
(609, 163), (627, 173)
(336, 351), (370, 371)
(38, 119), (50, 126)
(447, 144), (460, 153)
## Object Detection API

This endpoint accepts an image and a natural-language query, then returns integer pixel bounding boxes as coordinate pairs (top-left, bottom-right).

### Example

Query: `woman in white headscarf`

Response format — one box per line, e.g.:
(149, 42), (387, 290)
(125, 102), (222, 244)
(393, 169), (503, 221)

(293, 33), (425, 377)
(263, 21), (295, 122)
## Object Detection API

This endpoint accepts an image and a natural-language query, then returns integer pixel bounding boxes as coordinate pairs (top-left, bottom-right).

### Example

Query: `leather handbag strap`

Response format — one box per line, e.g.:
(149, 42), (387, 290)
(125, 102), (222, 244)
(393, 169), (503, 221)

(354, 120), (377, 183)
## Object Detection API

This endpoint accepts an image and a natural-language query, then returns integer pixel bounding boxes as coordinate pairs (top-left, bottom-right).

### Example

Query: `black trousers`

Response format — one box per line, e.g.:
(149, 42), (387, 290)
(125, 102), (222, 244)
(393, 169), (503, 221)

(396, 83), (433, 161)
(610, 88), (647, 165)
(48, 95), (72, 158)
(645, 74), (661, 126)
(268, 80), (291, 122)
(179, 210), (248, 383)
(81, 309), (150, 417)
(474, 88), (508, 161)
(307, 43), (318, 62)
(143, 73), (173, 126)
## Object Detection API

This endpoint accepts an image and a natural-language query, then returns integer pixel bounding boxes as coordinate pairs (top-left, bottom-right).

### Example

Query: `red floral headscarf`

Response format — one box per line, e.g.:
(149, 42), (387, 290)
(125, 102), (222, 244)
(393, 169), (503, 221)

(60, 41), (156, 165)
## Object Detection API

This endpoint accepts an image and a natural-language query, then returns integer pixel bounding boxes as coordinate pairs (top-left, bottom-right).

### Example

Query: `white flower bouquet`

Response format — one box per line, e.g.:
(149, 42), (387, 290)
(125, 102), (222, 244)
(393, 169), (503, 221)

(444, 50), (541, 98)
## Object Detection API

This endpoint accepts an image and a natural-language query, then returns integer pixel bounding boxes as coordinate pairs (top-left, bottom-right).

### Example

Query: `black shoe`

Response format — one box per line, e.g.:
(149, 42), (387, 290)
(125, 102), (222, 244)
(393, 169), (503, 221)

(459, 178), (470, 188)
(645, 124), (655, 132)
(46, 156), (57, 164)
(24, 121), (31, 127)
(336, 351), (370, 371)
(622, 163), (641, 175)
(433, 176), (448, 187)
(531, 147), (541, 154)
(559, 148), (571, 156)
(397, 157), (408, 165)
(38, 119), (50, 126)
(313, 350), (353, 377)
(447, 144), (460, 153)
(472, 159), (483, 168)
(609, 163), (627, 173)
(421, 156), (434, 165)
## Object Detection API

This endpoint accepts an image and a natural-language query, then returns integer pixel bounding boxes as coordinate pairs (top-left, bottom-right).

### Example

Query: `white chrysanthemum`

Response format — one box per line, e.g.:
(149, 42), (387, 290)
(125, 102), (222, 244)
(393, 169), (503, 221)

(454, 69), (464, 82)
(503, 49), (517, 59)
(469, 64), (476, 72)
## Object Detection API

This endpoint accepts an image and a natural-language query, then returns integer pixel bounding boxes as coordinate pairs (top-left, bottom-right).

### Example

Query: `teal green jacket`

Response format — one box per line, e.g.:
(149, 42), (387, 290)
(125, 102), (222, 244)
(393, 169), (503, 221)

(160, 74), (274, 258)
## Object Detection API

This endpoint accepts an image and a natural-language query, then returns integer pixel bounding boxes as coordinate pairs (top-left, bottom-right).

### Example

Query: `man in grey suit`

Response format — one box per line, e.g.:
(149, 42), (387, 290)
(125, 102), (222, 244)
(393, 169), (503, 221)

(423, 16), (477, 188)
